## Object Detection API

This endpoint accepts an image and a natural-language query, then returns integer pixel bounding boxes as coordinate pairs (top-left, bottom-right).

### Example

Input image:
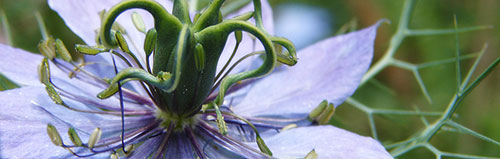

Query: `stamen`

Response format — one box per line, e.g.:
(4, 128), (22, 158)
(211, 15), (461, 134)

(143, 28), (157, 73)
(38, 39), (55, 60)
(153, 123), (173, 158)
(54, 38), (73, 62)
(51, 58), (155, 106)
(213, 31), (243, 83)
(38, 58), (50, 84)
(88, 127), (102, 149)
(75, 44), (108, 55)
(68, 127), (83, 146)
(218, 111), (273, 156)
(46, 124), (63, 146)
(131, 11), (146, 33)
(213, 102), (228, 135)
(309, 100), (335, 125)
(304, 149), (318, 159)
(114, 34), (146, 70)
(198, 121), (269, 158)
(111, 53), (127, 154)
(280, 124), (297, 131)
(115, 31), (131, 54)
(186, 127), (205, 159)
(210, 51), (264, 94)
(194, 43), (206, 71)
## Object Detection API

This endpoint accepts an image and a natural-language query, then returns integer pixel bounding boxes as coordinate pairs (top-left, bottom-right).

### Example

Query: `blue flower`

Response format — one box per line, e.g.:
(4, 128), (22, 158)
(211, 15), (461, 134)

(0, 0), (391, 158)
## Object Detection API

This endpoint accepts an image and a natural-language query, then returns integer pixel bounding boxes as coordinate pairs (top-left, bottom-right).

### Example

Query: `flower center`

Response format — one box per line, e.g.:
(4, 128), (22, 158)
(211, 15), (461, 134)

(94, 0), (297, 118)
(155, 108), (200, 132)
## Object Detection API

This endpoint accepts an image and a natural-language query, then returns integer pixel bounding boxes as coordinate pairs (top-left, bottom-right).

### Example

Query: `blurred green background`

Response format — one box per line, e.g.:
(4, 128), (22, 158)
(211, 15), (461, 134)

(1, 0), (499, 158)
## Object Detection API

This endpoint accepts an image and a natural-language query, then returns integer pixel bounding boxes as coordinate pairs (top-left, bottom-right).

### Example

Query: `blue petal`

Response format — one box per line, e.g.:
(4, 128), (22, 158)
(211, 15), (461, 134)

(0, 86), (92, 158)
(260, 126), (392, 159)
(0, 86), (152, 158)
(0, 43), (44, 87)
(232, 22), (382, 119)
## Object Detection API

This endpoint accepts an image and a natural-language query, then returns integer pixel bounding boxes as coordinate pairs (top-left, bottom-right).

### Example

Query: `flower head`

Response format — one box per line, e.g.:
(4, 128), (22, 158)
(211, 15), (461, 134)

(0, 0), (391, 158)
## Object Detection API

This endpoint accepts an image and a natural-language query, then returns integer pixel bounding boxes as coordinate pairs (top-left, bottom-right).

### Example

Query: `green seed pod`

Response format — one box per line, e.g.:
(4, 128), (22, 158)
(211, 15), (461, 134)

(46, 124), (63, 146)
(131, 12), (146, 33)
(88, 127), (102, 149)
(68, 127), (83, 146)
(304, 149), (318, 159)
(256, 135), (273, 156)
(143, 28), (157, 57)
(55, 39), (72, 62)
(194, 43), (206, 71)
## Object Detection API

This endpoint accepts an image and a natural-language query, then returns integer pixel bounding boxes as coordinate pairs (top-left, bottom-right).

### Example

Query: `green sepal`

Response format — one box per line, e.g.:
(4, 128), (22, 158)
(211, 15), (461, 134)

(256, 135), (273, 156)
(194, 43), (206, 71)
(46, 124), (63, 146)
(75, 44), (108, 55)
(55, 39), (72, 62)
(143, 28), (157, 57)
(304, 149), (318, 159)
(38, 58), (50, 84)
(88, 127), (102, 149)
(68, 127), (83, 146)
(115, 31), (131, 53)
(131, 11), (146, 33)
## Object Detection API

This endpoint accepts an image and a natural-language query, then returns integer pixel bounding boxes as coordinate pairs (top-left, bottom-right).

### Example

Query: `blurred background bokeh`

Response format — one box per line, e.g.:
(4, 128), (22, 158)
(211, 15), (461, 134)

(1, 0), (498, 158)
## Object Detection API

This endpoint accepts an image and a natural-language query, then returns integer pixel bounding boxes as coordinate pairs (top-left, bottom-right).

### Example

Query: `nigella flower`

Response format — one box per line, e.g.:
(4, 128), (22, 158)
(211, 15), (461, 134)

(0, 0), (392, 158)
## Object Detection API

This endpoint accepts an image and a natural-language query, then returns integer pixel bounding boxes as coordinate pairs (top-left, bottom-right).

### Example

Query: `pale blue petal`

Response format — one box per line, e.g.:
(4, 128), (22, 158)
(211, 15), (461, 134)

(0, 43), (44, 87)
(260, 126), (392, 159)
(233, 22), (382, 119)
(0, 86), (152, 158)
